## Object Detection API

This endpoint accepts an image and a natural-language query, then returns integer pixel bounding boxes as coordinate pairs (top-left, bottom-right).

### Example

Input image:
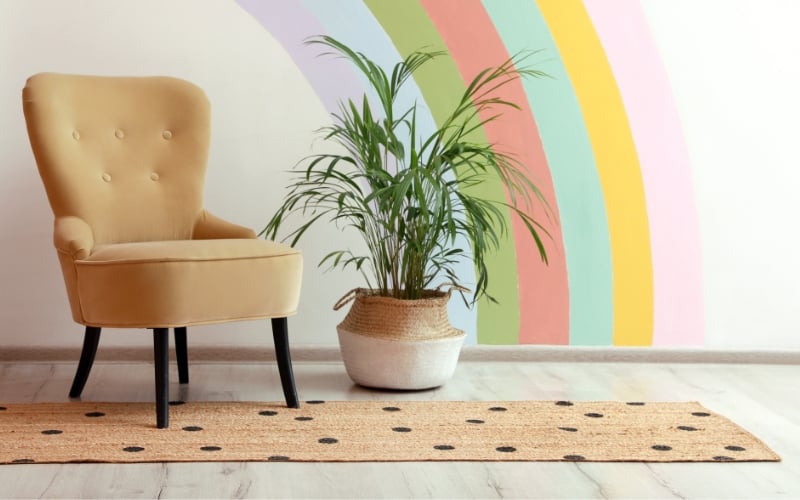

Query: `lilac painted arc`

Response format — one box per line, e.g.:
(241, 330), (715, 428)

(300, 0), (479, 344)
(235, 0), (365, 113)
(365, 0), (522, 344)
(482, 0), (613, 345)
(583, 0), (703, 346)
(422, 0), (569, 345)
(537, 0), (654, 346)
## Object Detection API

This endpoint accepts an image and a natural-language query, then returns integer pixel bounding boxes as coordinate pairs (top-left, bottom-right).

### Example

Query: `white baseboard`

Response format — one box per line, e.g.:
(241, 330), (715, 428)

(457, 345), (800, 364)
(1, 345), (798, 364)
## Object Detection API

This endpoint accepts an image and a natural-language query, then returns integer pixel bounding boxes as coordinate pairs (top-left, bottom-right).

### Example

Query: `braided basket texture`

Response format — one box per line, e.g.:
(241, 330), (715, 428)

(337, 288), (463, 341)
(335, 288), (466, 390)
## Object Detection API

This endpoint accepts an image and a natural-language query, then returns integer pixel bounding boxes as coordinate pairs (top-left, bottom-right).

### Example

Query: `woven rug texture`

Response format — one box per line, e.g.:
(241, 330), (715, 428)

(0, 400), (780, 464)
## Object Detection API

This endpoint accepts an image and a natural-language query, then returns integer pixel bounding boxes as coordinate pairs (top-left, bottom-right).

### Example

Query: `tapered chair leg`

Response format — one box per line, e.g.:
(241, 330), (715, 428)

(174, 327), (189, 384)
(153, 328), (170, 429)
(69, 326), (102, 398)
(271, 317), (299, 408)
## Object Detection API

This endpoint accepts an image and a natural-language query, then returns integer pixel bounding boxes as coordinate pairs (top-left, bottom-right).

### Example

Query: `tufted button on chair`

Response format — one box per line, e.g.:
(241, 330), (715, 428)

(22, 73), (303, 428)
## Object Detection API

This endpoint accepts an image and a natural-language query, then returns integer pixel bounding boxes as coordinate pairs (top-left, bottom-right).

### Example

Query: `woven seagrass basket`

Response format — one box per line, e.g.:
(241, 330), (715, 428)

(335, 288), (466, 390)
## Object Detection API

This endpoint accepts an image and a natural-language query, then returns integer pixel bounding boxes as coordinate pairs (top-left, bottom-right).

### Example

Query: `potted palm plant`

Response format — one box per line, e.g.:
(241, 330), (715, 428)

(263, 36), (551, 390)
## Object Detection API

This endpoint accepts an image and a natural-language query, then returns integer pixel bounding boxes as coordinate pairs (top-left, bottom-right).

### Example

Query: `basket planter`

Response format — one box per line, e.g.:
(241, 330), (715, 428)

(335, 288), (466, 390)
(264, 38), (552, 391)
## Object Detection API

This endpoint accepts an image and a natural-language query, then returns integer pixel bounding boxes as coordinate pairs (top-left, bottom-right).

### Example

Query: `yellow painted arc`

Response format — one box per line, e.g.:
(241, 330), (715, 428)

(536, 0), (654, 345)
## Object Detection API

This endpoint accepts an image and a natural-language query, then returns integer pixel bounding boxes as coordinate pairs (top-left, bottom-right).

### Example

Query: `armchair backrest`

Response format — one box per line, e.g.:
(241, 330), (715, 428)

(23, 73), (211, 245)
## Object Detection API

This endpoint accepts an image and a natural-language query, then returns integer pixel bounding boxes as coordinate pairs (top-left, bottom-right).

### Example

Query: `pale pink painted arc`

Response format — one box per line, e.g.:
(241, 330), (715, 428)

(583, 0), (703, 345)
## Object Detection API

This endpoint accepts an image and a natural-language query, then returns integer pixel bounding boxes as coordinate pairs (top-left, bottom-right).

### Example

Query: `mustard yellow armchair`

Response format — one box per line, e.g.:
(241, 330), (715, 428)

(22, 73), (303, 428)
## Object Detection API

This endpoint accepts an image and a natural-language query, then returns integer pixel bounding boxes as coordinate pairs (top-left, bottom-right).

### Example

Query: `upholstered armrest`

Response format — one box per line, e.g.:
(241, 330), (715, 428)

(54, 216), (94, 260)
(192, 209), (257, 240)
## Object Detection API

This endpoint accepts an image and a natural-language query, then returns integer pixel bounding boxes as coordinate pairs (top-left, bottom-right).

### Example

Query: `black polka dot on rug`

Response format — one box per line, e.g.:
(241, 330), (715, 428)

(318, 437), (338, 444)
(382, 406), (401, 412)
(555, 401), (574, 406)
(0, 406), (6, 411)
(306, 400), (325, 405)
(584, 413), (604, 418)
(268, 455), (290, 461)
(713, 455), (734, 461)
(563, 454), (585, 461)
(392, 427), (412, 433)
(691, 411), (711, 417)
(258, 410), (278, 416)
(652, 445), (672, 451)
(725, 445), (746, 452)
(626, 402), (646, 406)
(466, 419), (485, 424)
(41, 429), (62, 435)
(200, 446), (221, 452)
(295, 416), (313, 421)
(182, 426), (203, 432)
(434, 445), (455, 451)
(12, 458), (34, 463)
(496, 446), (516, 453)
(168, 400), (185, 406)
(84, 412), (105, 418)
(489, 406), (507, 412)
(558, 427), (578, 432)
(123, 446), (144, 453)
(677, 426), (698, 431)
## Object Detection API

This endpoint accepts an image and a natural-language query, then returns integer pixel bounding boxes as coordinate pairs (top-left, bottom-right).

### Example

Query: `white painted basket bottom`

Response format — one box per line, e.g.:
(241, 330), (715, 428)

(337, 327), (466, 390)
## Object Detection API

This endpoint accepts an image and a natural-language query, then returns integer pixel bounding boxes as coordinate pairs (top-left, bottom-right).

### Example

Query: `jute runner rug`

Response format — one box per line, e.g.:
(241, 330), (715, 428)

(0, 400), (779, 464)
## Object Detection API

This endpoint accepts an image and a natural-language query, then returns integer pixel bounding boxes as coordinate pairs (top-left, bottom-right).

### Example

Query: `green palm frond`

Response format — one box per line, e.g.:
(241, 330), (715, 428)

(262, 35), (552, 305)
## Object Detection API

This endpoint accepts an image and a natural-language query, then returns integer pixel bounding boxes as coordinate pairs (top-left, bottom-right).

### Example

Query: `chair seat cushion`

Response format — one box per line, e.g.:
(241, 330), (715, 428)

(74, 239), (302, 327)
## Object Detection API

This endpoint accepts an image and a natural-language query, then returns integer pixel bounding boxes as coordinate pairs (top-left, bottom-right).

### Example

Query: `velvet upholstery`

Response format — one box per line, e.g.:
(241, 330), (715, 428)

(22, 73), (302, 328)
(23, 73), (303, 428)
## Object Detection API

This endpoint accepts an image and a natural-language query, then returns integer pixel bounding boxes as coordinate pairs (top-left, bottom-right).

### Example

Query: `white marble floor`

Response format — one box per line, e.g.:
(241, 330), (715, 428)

(0, 360), (798, 499)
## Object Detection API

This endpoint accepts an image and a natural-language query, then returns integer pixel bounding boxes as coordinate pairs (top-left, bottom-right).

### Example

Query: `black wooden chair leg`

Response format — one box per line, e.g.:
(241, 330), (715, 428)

(69, 326), (102, 398)
(271, 317), (299, 408)
(153, 328), (170, 429)
(174, 327), (189, 384)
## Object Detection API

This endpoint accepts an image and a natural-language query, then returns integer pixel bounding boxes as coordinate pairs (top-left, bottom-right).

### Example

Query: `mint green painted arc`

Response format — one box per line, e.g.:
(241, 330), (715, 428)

(364, 0), (521, 345)
(482, 0), (613, 345)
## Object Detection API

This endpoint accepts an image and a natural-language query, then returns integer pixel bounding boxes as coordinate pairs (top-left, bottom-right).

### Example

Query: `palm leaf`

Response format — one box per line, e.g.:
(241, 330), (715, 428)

(263, 35), (552, 305)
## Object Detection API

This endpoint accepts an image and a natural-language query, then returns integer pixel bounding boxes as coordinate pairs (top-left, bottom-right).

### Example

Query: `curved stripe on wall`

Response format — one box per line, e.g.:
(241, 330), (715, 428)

(236, 0), (362, 112)
(301, 0), (479, 344)
(583, 0), (704, 346)
(537, 0), (655, 346)
(482, 0), (613, 346)
(235, 0), (703, 347)
(365, 0), (522, 345)
(422, 0), (570, 345)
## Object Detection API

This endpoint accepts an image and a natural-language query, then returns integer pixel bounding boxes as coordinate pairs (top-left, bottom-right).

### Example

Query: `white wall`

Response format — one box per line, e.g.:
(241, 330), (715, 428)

(642, 0), (800, 349)
(1, 0), (799, 350)
(0, 0), (361, 349)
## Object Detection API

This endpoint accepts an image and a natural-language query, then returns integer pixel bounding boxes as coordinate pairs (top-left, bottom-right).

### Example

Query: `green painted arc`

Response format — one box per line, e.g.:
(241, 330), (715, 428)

(482, 0), (613, 345)
(364, 0), (520, 344)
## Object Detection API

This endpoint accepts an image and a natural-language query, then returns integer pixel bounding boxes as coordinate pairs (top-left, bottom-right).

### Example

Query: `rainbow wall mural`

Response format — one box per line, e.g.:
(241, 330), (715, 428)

(236, 0), (704, 347)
